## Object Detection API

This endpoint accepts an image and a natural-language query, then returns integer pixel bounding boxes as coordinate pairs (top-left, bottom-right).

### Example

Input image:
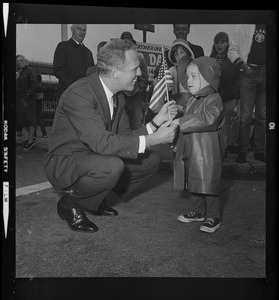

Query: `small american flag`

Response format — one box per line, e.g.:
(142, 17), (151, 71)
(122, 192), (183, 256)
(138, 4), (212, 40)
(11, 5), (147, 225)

(149, 52), (173, 113)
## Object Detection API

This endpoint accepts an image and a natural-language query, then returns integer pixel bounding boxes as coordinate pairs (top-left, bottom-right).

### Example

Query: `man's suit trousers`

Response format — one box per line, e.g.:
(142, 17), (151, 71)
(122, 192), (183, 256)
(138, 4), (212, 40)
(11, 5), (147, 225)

(48, 150), (161, 210)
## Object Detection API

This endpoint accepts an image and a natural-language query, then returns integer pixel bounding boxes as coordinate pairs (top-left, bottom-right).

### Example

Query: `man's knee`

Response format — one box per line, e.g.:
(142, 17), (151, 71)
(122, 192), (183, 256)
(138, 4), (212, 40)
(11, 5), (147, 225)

(108, 156), (125, 178)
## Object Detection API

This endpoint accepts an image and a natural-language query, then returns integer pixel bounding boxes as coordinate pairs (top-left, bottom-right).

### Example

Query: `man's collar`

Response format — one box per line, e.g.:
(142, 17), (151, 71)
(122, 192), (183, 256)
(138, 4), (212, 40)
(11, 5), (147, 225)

(71, 37), (83, 46)
(99, 76), (114, 100)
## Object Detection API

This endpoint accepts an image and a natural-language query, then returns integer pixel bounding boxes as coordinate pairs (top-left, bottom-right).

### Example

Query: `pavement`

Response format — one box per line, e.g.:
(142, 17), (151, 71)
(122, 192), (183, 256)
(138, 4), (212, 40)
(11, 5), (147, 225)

(10, 126), (275, 299)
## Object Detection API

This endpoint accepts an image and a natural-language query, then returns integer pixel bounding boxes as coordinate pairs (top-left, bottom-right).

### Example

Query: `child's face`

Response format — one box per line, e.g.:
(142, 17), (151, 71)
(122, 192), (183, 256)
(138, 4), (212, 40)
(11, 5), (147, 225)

(174, 45), (187, 63)
(186, 63), (209, 95)
(214, 39), (229, 54)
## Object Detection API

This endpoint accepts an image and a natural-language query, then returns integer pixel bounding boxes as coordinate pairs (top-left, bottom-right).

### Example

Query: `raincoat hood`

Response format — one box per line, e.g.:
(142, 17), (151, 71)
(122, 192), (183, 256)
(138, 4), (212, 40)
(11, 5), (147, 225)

(193, 56), (221, 92)
(168, 38), (194, 64)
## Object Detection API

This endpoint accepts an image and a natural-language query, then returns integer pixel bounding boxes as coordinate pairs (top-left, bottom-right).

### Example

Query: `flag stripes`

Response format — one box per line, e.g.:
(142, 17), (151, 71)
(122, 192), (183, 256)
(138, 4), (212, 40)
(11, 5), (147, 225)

(149, 47), (173, 112)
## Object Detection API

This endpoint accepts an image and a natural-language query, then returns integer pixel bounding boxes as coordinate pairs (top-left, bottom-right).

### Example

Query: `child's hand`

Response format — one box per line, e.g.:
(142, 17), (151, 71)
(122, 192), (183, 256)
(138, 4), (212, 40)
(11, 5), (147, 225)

(156, 100), (177, 123)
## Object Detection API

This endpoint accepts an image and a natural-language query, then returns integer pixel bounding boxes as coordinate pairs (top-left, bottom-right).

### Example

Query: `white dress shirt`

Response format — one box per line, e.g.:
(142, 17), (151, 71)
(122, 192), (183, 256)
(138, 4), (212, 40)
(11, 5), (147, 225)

(99, 76), (154, 153)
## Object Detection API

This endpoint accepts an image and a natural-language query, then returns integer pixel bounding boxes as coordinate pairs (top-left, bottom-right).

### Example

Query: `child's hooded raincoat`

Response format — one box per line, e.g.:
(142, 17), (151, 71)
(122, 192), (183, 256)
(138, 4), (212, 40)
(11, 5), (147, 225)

(173, 57), (226, 195)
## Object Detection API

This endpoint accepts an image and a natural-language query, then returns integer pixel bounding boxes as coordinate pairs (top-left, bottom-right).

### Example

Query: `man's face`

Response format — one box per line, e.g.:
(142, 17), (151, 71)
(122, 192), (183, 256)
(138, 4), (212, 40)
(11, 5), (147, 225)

(173, 24), (190, 40)
(16, 56), (27, 69)
(116, 49), (141, 91)
(71, 24), (87, 43)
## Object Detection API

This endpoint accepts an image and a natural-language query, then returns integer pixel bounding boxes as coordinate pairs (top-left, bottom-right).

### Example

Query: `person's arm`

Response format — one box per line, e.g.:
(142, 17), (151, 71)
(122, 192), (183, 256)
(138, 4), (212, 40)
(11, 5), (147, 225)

(174, 94), (223, 133)
(53, 42), (74, 88)
(228, 29), (253, 76)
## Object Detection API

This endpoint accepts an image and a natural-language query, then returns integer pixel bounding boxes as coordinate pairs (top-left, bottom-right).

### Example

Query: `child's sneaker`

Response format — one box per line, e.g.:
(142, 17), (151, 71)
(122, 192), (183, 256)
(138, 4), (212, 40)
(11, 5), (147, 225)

(178, 212), (205, 223)
(199, 218), (221, 233)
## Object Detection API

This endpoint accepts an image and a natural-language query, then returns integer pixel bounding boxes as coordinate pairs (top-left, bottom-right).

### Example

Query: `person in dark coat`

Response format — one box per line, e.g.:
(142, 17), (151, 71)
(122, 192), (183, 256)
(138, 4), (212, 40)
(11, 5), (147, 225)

(53, 24), (94, 101)
(43, 38), (178, 233)
(16, 55), (38, 150)
(172, 57), (225, 234)
(210, 31), (240, 153)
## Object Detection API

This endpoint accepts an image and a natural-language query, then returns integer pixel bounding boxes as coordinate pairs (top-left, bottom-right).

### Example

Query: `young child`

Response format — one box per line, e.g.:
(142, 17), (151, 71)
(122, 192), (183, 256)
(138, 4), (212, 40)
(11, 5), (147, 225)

(168, 38), (194, 95)
(172, 56), (225, 233)
(210, 32), (240, 154)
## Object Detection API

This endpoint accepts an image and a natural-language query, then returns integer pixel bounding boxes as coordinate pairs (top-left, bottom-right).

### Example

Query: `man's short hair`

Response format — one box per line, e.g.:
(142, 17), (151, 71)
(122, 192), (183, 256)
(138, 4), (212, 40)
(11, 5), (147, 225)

(173, 24), (191, 30)
(97, 38), (137, 75)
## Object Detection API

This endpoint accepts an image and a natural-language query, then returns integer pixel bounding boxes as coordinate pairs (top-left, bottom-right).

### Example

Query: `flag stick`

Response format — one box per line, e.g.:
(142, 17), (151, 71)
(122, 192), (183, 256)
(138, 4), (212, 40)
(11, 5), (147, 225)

(161, 45), (171, 120)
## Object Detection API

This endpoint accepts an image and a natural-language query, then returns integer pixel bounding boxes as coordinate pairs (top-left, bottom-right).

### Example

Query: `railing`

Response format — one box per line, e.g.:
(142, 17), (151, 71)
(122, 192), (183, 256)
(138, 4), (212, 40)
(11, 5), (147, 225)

(41, 84), (58, 120)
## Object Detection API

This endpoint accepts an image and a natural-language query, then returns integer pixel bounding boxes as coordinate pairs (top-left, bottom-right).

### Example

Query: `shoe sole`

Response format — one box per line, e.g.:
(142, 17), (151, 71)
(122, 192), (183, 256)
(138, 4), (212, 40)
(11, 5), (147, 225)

(178, 215), (205, 223)
(199, 223), (221, 233)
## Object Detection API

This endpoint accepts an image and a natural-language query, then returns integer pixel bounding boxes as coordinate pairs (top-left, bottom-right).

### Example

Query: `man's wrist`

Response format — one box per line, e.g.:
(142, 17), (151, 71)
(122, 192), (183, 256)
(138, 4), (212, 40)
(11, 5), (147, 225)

(152, 115), (163, 127)
(150, 119), (160, 130)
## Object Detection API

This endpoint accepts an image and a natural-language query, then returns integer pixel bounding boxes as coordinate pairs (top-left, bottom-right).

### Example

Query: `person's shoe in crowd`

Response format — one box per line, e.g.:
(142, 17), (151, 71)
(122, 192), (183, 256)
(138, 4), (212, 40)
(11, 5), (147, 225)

(178, 211), (205, 223)
(254, 152), (266, 163)
(236, 152), (246, 163)
(199, 218), (222, 233)
(42, 134), (48, 138)
(23, 140), (36, 151)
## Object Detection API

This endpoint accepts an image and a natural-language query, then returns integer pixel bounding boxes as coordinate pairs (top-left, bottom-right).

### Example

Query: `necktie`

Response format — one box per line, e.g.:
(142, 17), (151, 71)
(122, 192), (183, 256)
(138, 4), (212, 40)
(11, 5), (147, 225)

(111, 95), (118, 121)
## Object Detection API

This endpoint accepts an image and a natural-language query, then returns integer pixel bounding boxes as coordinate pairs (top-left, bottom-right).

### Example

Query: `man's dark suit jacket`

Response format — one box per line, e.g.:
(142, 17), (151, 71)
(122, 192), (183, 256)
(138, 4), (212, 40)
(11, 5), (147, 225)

(53, 38), (94, 99)
(188, 41), (205, 59)
(43, 72), (148, 190)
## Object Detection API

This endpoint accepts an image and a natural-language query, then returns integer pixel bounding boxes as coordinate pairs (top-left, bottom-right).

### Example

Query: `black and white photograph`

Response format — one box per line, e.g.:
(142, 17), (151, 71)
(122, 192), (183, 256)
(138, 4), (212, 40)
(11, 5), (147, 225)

(2, 4), (277, 300)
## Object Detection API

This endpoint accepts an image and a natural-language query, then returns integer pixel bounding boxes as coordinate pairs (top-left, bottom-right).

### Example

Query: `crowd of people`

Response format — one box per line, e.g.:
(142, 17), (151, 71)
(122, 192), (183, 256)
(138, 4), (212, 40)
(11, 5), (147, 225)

(16, 23), (266, 234)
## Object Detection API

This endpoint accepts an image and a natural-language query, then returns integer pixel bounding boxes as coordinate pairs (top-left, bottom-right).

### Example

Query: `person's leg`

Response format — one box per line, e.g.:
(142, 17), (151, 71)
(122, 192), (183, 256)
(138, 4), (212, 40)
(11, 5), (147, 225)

(67, 154), (125, 211)
(37, 100), (47, 136)
(237, 73), (257, 162)
(26, 100), (37, 143)
(45, 152), (126, 232)
(230, 99), (240, 148)
(113, 150), (161, 201)
(253, 67), (266, 156)
(204, 195), (221, 219)
(191, 193), (206, 213)
(177, 193), (206, 223)
(199, 194), (222, 233)
(223, 99), (239, 149)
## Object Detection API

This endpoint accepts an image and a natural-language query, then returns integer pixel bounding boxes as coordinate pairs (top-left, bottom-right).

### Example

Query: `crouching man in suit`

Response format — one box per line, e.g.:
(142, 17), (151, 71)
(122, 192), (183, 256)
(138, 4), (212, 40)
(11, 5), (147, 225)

(43, 38), (178, 233)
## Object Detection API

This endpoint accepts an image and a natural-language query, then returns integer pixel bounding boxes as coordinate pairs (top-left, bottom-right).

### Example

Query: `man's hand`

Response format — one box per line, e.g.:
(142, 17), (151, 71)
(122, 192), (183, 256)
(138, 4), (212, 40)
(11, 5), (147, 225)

(145, 119), (179, 147)
(153, 100), (178, 126)
(242, 63), (253, 75)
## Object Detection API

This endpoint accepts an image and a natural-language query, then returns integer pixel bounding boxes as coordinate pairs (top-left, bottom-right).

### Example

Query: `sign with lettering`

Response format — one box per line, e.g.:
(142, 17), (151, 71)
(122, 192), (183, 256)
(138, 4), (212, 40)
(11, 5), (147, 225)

(136, 42), (170, 82)
(134, 24), (155, 33)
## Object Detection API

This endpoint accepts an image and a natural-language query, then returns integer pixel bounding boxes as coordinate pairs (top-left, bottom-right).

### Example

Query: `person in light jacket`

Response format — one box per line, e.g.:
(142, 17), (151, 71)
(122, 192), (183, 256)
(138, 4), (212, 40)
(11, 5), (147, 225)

(172, 57), (225, 234)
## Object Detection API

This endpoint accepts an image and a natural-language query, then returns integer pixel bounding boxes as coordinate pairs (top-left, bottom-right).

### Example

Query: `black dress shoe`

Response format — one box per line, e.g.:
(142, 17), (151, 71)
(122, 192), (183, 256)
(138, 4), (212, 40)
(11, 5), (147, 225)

(57, 196), (98, 233)
(83, 199), (118, 217)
